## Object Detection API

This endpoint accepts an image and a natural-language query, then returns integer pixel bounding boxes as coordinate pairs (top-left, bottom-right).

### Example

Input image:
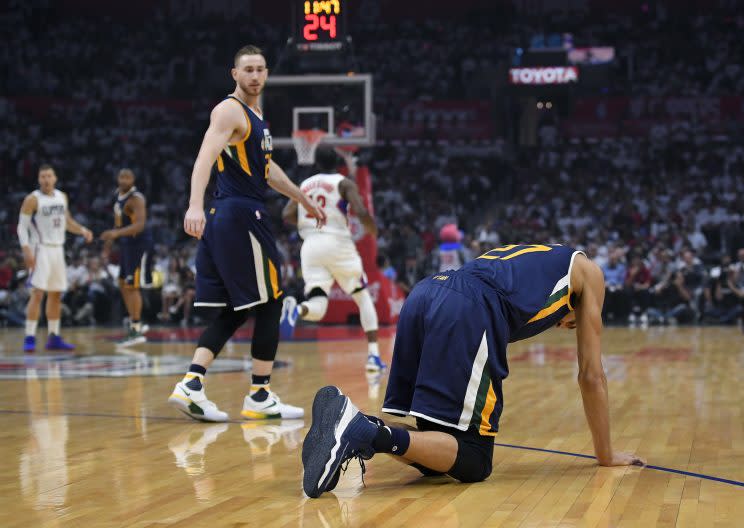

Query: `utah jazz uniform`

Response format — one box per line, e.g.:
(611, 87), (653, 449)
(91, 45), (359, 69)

(114, 187), (153, 288)
(383, 244), (584, 436)
(194, 96), (281, 310)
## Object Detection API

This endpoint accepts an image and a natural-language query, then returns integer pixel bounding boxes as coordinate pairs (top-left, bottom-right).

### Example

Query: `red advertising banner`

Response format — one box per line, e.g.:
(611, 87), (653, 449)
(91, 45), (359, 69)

(564, 96), (744, 137)
(323, 165), (404, 325)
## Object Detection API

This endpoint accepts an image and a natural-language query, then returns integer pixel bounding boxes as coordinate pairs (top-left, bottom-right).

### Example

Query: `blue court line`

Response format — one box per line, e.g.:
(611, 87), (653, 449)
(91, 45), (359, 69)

(2, 407), (741, 489)
(493, 442), (744, 488)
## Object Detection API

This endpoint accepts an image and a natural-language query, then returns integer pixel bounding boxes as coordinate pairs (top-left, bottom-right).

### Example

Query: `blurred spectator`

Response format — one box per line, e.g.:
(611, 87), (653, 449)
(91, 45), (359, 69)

(601, 249), (628, 321)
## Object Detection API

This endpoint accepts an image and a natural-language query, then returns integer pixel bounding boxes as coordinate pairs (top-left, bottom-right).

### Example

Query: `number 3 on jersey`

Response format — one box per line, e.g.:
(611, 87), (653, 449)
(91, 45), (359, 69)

(305, 193), (326, 218)
(478, 244), (553, 261)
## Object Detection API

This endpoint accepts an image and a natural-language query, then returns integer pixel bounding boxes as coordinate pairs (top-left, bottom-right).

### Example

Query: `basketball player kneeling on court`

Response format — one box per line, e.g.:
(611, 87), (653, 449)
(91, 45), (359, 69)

(302, 245), (646, 497)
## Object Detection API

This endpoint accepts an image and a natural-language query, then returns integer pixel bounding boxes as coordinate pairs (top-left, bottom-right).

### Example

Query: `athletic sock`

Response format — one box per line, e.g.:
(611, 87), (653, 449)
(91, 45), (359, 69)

(368, 342), (380, 357)
(26, 320), (38, 337)
(48, 319), (61, 336)
(131, 320), (142, 333)
(189, 364), (207, 376)
(250, 374), (271, 402)
(183, 364), (207, 391)
(372, 425), (410, 456)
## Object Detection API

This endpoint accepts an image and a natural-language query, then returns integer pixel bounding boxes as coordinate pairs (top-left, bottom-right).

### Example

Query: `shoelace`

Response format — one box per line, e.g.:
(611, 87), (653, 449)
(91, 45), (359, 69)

(339, 451), (367, 487)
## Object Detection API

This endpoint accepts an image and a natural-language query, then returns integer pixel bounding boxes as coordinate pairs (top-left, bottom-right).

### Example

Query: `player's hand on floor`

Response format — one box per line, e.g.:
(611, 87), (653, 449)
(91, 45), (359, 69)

(184, 206), (206, 239)
(600, 451), (646, 467)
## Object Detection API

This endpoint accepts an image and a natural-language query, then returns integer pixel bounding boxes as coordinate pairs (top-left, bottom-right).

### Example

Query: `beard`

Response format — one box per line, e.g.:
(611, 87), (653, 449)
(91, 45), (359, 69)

(240, 80), (264, 96)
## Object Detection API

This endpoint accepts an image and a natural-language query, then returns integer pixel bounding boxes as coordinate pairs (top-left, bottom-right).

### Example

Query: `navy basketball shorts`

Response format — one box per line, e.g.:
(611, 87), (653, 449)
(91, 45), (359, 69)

(194, 197), (283, 311)
(382, 272), (508, 436)
(118, 242), (153, 289)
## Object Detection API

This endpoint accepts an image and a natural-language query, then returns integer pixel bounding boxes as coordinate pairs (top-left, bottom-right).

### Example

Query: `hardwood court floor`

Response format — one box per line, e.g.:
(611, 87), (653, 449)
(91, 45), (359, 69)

(0, 325), (742, 527)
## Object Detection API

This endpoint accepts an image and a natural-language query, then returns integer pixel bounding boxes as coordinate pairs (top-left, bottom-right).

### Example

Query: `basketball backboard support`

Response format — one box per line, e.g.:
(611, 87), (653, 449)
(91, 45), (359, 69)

(260, 74), (374, 148)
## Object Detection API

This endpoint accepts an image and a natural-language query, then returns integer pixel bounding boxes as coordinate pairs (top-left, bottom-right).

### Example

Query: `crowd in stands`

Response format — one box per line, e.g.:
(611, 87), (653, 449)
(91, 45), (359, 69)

(2, 2), (743, 328)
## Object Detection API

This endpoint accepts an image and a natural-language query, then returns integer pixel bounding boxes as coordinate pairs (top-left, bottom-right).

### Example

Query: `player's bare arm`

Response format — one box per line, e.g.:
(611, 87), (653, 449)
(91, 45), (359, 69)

(335, 147), (358, 180)
(100, 195), (146, 241)
(62, 193), (93, 243)
(17, 193), (38, 270)
(282, 199), (299, 226)
(572, 254), (645, 467)
(339, 178), (377, 237)
(267, 159), (326, 227)
(184, 101), (245, 239)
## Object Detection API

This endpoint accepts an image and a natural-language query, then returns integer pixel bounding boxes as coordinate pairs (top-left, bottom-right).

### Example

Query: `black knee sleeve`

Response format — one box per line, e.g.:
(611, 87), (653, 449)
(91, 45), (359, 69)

(197, 307), (250, 357)
(306, 287), (328, 299)
(447, 434), (494, 483)
(414, 417), (494, 483)
(411, 463), (446, 477)
(251, 299), (282, 361)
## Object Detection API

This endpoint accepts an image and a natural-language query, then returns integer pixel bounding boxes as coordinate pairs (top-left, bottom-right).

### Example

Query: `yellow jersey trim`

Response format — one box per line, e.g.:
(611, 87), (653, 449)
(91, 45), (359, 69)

(527, 294), (569, 324)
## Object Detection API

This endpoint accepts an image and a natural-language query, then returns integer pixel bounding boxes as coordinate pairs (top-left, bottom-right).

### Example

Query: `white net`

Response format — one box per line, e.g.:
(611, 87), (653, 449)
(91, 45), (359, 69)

(292, 129), (327, 165)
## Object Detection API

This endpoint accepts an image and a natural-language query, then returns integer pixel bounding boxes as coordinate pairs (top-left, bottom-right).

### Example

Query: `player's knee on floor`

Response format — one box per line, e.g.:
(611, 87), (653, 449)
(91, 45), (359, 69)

(302, 288), (328, 322)
(414, 417), (493, 484)
(447, 435), (494, 483)
(351, 288), (378, 332)
(251, 298), (282, 361)
(197, 307), (251, 357)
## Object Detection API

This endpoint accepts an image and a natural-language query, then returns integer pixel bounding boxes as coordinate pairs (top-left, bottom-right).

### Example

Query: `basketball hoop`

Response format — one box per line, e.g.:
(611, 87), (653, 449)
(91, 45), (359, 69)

(292, 129), (327, 165)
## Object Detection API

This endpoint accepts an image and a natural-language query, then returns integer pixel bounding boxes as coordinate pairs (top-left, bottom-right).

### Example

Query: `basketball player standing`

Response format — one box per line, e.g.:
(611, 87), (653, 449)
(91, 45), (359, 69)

(18, 164), (93, 352)
(100, 168), (154, 346)
(168, 45), (326, 422)
(281, 148), (384, 371)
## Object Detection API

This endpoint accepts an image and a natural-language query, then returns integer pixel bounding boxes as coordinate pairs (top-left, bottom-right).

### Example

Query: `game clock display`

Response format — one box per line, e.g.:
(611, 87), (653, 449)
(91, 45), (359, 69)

(295, 0), (347, 51)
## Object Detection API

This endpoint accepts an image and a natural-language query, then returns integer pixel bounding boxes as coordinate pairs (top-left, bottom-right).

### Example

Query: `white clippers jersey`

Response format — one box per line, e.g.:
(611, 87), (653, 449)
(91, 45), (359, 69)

(298, 173), (351, 240)
(32, 190), (67, 245)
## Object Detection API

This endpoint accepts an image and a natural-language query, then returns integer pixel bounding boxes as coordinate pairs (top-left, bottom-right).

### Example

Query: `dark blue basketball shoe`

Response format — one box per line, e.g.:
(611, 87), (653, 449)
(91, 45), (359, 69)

(302, 386), (378, 498)
(46, 334), (75, 351)
(23, 335), (36, 353)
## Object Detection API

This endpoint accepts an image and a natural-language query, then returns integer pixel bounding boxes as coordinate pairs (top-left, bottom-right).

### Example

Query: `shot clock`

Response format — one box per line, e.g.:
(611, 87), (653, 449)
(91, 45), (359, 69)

(294, 0), (347, 51)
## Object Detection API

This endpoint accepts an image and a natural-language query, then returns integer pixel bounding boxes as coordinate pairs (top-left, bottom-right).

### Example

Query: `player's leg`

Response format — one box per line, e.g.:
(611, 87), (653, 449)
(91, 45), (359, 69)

(24, 288), (45, 352)
(44, 290), (75, 350)
(117, 283), (147, 346)
(280, 238), (333, 339)
(370, 416), (494, 480)
(302, 386), (493, 498)
(37, 246), (74, 351)
(303, 282), (429, 496)
(118, 247), (152, 346)
(241, 296), (303, 419)
(168, 238), (232, 422)
(170, 306), (250, 422)
(350, 286), (382, 370)
(25, 246), (52, 352)
(331, 239), (383, 370)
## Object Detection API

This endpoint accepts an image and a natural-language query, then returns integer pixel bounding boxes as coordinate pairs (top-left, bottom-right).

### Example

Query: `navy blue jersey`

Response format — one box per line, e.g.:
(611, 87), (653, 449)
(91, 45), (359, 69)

(212, 96), (273, 202)
(384, 244), (585, 436)
(114, 187), (152, 247)
(459, 244), (583, 342)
